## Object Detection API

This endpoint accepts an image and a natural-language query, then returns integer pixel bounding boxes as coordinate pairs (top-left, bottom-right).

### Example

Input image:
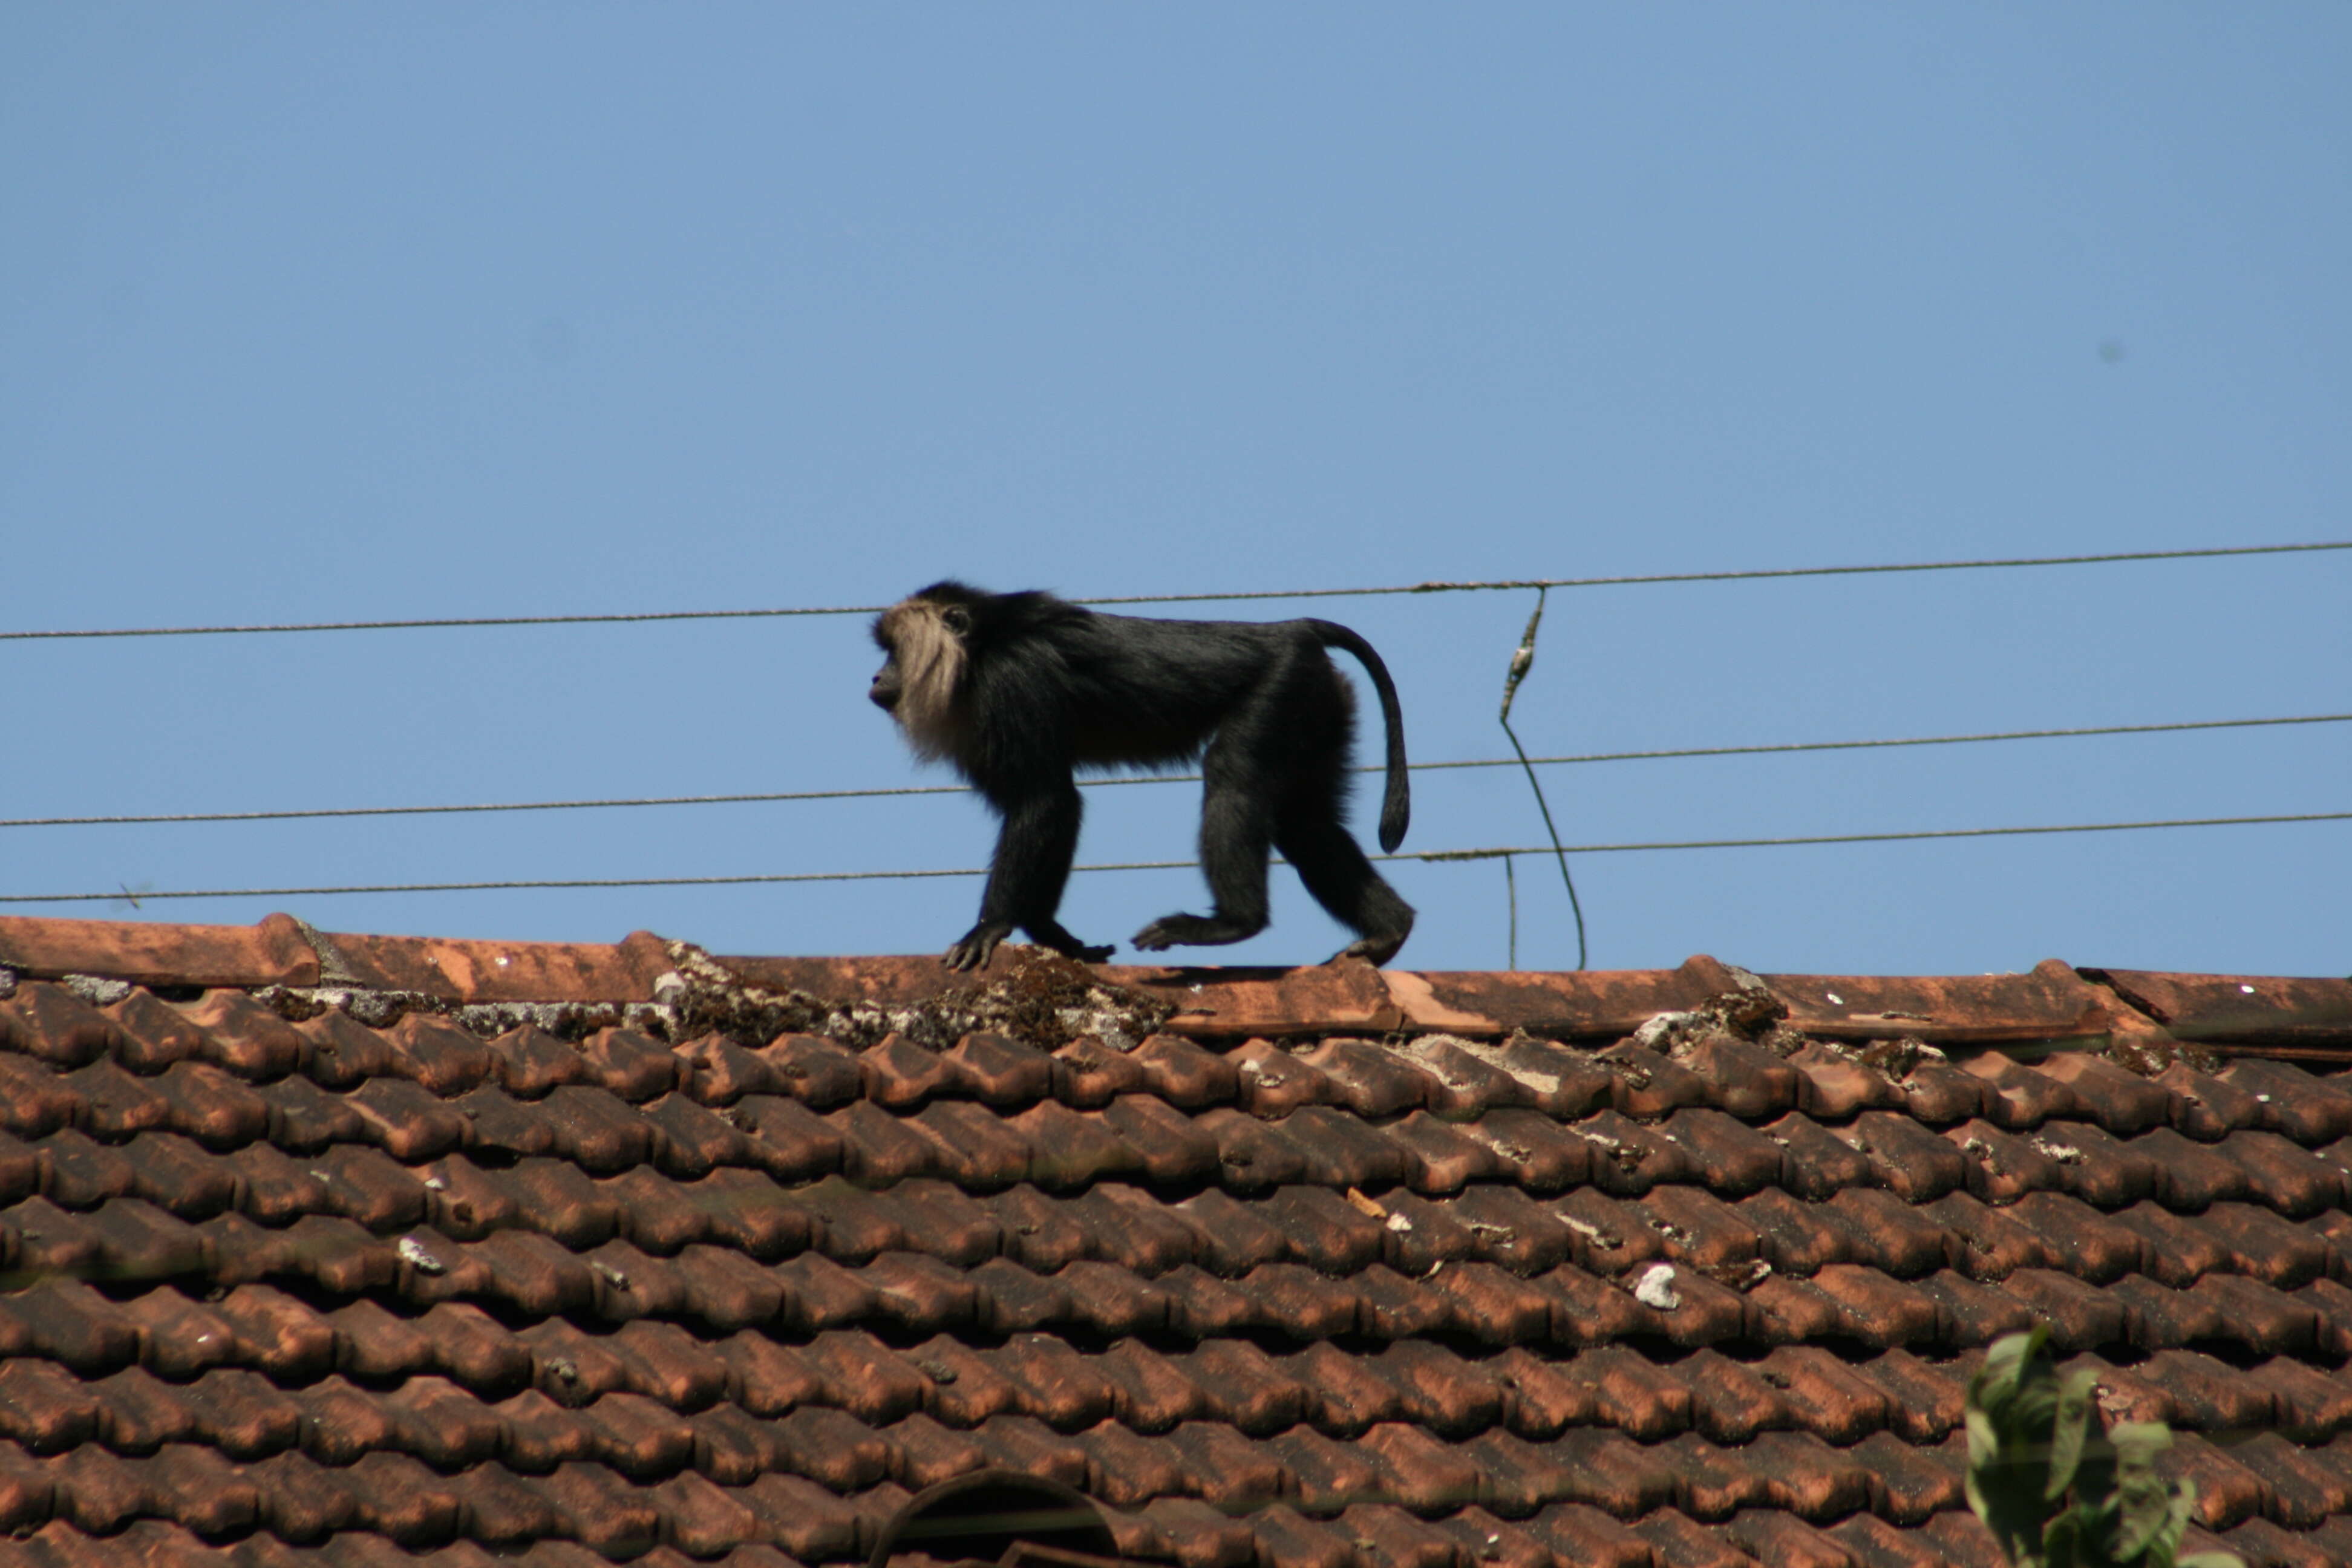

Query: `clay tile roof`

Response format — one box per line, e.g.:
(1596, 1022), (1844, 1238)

(1, 909), (2351, 1565)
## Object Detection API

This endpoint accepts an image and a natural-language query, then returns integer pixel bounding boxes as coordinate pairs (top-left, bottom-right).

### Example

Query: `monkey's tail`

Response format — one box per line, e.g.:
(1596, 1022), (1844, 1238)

(1307, 620), (1411, 852)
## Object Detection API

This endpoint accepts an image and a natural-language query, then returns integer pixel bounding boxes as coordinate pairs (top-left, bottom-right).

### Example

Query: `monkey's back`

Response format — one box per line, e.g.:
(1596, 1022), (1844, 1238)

(1053, 611), (1350, 769)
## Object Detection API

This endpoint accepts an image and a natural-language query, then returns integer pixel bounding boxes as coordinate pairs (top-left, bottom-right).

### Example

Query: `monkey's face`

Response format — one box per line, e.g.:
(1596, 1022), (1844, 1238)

(869, 596), (972, 759)
(868, 655), (903, 714)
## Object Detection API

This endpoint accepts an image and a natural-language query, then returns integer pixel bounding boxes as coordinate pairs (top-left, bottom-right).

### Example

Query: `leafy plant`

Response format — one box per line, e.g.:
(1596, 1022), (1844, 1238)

(1965, 1327), (2241, 1568)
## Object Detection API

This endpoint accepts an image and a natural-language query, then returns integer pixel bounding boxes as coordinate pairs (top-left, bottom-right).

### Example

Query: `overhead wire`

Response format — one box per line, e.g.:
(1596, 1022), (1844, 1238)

(6, 544), (2342, 924)
(4, 539), (2344, 641)
(4, 710), (2344, 831)
(1, 808), (2343, 905)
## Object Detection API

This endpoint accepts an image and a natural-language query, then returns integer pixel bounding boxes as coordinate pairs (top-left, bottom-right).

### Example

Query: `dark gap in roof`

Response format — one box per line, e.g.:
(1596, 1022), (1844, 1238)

(2178, 1336), (2321, 1373)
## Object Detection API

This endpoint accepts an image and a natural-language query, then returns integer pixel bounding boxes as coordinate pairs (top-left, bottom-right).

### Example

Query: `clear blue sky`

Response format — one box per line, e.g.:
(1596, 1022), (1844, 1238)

(4, 7), (2346, 979)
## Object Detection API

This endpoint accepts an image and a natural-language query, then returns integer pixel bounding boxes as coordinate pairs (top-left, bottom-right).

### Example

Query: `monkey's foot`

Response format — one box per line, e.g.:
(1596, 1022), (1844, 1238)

(1132, 913), (1267, 950)
(1328, 913), (1413, 967)
(1023, 919), (1113, 966)
(942, 921), (1016, 972)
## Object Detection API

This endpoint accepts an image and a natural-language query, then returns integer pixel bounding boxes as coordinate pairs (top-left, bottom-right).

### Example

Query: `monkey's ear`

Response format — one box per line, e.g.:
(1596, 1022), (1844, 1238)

(941, 604), (973, 637)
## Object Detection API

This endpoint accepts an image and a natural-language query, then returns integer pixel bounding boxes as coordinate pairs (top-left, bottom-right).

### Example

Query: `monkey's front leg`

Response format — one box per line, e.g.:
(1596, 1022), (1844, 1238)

(945, 781), (1108, 971)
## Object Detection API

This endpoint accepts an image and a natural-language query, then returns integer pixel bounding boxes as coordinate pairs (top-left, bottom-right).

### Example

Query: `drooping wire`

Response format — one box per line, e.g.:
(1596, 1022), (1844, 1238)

(1498, 588), (1587, 970)
(1, 809), (2342, 905)
(5, 539), (2344, 641)
(1504, 857), (1518, 972)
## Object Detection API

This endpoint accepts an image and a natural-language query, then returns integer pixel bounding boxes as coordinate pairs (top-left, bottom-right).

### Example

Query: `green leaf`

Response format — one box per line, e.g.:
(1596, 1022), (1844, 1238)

(1972, 1325), (2051, 1416)
(1967, 1406), (2004, 1471)
(2046, 1367), (2099, 1500)
(2141, 1481), (2195, 1565)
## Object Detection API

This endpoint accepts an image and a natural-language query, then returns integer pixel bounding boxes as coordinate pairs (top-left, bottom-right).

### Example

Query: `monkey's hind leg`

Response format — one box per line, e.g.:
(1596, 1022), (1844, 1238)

(1131, 762), (1275, 953)
(1276, 815), (1416, 965)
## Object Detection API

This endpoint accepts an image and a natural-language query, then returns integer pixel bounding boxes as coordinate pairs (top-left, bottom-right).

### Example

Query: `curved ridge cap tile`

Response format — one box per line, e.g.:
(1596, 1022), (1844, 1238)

(1380, 955), (1743, 1040)
(2085, 968), (2352, 1050)
(713, 953), (973, 1004)
(1117, 964), (1401, 1039)
(1764, 959), (2114, 1044)
(309, 929), (673, 1003)
(0, 912), (318, 990)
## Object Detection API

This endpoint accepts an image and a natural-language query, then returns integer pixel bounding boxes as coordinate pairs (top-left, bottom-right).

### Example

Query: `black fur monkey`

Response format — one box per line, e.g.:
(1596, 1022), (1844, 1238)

(870, 582), (1416, 972)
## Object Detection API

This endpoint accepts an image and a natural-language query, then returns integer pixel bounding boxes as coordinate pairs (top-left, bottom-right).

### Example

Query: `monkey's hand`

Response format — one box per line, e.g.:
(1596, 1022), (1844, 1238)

(942, 921), (1016, 972)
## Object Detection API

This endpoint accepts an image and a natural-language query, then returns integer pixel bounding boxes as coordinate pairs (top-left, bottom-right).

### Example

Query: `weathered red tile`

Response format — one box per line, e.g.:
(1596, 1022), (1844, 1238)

(1595, 1041), (1714, 1117)
(1048, 1035), (1149, 1109)
(1008, 1099), (1145, 1189)
(1426, 1506), (1563, 1568)
(2216, 1516), (2341, 1568)
(1445, 1107), (1592, 1191)
(2222, 1059), (2352, 1143)
(1128, 963), (1400, 1040)
(160, 992), (304, 1082)
(1759, 1111), (1877, 1199)
(1916, 1191), (2051, 1282)
(1135, 1495), (1258, 1568)
(2090, 969), (2352, 1053)
(2023, 1051), (2176, 1135)
(2231, 1431), (2352, 1527)
(292, 1009), (403, 1091)
(1091, 1097), (1220, 1186)
(1520, 1499), (1659, 1568)
(1676, 1348), (1795, 1444)
(64, 1057), (172, 1137)
(1625, 1505), (1759, 1566)
(2254, 1355), (2352, 1440)
(1817, 1189), (1950, 1280)
(1391, 1035), (1538, 1117)
(939, 1031), (1054, 1106)
(311, 929), (671, 1004)
(1831, 1511), (1959, 1567)
(0, 1054), (87, 1137)
(1238, 1503), (1361, 1568)
(2025, 1122), (2161, 1209)
(1127, 1032), (1238, 1107)
(1235, 1262), (1364, 1342)
(1675, 1032), (1804, 1120)
(2004, 1267), (2130, 1350)
(1263, 1425), (1383, 1514)
(0, 913), (317, 990)
(1174, 1340), (1305, 1437)
(1769, 961), (2113, 1045)
(1390, 956), (1736, 1041)
(1727, 1508), (1862, 1567)
(1952, 1050), (2082, 1129)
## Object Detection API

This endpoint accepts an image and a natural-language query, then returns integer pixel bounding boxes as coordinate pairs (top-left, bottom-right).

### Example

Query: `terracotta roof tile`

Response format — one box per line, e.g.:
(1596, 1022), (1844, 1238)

(5, 921), (2352, 1561)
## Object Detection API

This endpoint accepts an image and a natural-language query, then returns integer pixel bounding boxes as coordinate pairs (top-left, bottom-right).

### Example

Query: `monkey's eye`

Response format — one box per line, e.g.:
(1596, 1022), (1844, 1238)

(942, 606), (972, 636)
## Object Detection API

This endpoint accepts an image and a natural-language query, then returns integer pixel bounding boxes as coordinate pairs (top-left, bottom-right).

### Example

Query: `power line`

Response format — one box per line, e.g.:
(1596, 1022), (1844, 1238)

(6, 710), (2344, 831)
(1441, 710), (2352, 772)
(0, 782), (967, 830)
(1115, 540), (2352, 606)
(1412, 809), (2352, 860)
(3, 808), (2341, 904)
(5, 540), (2343, 642)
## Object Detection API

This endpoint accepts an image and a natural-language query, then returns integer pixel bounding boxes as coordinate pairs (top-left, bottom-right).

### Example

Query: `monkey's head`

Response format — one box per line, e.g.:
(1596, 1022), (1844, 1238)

(871, 581), (986, 760)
